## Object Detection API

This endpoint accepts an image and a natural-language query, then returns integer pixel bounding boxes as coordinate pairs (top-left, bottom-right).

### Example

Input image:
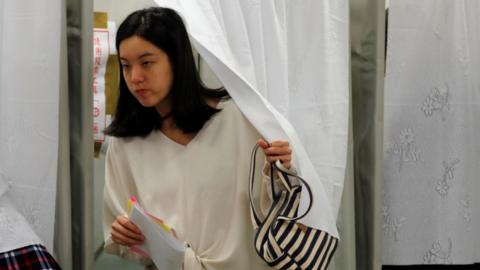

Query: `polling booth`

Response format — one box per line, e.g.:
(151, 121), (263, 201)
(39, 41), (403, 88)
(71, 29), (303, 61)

(1, 0), (479, 269)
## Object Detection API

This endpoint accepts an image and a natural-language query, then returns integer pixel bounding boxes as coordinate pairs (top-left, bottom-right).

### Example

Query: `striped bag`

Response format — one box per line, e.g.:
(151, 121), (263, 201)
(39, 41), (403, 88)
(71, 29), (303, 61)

(248, 143), (338, 270)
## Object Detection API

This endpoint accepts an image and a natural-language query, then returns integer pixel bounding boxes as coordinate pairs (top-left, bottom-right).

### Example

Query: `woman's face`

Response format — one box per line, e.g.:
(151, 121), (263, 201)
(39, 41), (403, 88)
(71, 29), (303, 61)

(119, 36), (174, 111)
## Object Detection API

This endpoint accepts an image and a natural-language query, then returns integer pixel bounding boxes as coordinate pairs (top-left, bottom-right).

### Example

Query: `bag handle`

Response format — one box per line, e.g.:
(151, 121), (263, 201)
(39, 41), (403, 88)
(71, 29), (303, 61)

(248, 142), (314, 224)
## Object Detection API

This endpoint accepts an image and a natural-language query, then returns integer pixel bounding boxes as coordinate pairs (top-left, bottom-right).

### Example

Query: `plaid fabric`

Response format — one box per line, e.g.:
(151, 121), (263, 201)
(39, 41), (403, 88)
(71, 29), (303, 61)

(0, 244), (61, 270)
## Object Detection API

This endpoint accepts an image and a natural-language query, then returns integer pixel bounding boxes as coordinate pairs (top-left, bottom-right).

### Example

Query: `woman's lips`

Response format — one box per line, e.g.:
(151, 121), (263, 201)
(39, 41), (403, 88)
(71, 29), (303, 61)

(135, 89), (150, 98)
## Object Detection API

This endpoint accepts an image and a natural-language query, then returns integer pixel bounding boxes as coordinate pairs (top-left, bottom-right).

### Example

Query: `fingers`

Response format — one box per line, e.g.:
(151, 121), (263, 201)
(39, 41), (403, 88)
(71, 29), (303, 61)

(265, 154), (291, 163)
(264, 146), (292, 156)
(111, 216), (145, 247)
(257, 138), (269, 149)
(258, 139), (289, 149)
(118, 215), (142, 233)
(171, 228), (178, 239)
(269, 140), (289, 147)
(266, 154), (291, 169)
(259, 139), (292, 169)
(111, 230), (143, 246)
(262, 140), (291, 156)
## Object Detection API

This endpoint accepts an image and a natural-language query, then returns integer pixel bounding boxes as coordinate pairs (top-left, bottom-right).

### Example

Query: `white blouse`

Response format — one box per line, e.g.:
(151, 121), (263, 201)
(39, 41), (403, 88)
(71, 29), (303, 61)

(103, 100), (279, 269)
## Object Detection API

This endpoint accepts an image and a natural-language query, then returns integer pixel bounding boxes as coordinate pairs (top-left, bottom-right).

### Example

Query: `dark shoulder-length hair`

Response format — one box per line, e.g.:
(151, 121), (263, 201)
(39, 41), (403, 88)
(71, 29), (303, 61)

(104, 7), (228, 138)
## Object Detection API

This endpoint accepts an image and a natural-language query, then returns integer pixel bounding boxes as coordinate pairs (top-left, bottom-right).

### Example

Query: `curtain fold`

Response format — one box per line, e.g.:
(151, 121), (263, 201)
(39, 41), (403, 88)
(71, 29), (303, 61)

(55, 0), (73, 269)
(65, 0), (94, 269)
(350, 0), (385, 269)
(331, 103), (357, 270)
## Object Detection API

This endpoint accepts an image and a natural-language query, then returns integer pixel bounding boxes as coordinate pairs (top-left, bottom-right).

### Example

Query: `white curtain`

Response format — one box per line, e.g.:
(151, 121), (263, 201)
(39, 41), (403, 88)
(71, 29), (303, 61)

(384, 0), (480, 265)
(0, 0), (61, 251)
(153, 0), (350, 236)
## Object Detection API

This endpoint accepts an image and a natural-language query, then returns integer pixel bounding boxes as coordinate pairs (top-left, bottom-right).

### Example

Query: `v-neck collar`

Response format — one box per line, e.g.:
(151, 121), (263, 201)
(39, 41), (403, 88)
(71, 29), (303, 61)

(156, 99), (229, 148)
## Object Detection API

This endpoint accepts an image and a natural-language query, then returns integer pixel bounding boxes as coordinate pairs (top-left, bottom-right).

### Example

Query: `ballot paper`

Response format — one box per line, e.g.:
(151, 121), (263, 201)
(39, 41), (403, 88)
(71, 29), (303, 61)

(129, 202), (185, 270)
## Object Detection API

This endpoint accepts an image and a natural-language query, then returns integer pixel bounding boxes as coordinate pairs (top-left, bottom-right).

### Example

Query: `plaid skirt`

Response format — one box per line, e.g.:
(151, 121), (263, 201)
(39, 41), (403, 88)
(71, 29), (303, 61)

(0, 244), (61, 270)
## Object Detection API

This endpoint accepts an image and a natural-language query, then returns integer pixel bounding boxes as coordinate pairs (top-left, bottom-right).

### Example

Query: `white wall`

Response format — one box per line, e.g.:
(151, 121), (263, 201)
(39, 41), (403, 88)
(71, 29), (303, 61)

(94, 0), (156, 25)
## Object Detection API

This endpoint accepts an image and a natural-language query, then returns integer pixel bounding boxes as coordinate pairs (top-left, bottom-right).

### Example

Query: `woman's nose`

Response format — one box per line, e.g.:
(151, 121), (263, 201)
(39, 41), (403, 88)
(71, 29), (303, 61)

(130, 66), (145, 83)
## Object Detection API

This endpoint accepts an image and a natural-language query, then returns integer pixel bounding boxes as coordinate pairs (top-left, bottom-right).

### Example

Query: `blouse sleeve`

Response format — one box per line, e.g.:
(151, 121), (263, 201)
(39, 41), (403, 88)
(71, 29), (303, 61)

(102, 138), (153, 266)
(259, 160), (298, 217)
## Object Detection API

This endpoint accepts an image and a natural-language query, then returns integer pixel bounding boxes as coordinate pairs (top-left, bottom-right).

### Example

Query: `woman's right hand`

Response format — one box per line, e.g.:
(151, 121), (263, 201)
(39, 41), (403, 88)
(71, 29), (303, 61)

(111, 215), (145, 246)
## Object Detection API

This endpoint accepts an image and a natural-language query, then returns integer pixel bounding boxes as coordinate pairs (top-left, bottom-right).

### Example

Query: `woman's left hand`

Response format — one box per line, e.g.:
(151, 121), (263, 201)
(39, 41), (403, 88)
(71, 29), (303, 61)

(258, 139), (292, 169)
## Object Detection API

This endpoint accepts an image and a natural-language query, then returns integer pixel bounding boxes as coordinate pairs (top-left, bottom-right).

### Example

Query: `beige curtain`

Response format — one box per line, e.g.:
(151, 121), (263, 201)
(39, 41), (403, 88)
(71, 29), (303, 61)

(55, 0), (73, 268)
(332, 0), (385, 269)
(56, 0), (94, 269)
(351, 0), (385, 268)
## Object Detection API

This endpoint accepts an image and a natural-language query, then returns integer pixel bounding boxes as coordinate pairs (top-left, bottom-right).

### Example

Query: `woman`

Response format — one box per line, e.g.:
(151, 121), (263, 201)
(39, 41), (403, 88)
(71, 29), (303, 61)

(103, 7), (293, 270)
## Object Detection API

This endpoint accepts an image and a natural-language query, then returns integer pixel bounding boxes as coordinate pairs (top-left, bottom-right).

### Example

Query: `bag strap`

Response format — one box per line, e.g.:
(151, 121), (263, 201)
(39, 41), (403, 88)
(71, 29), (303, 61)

(248, 143), (264, 226)
(248, 142), (314, 225)
(272, 160), (313, 221)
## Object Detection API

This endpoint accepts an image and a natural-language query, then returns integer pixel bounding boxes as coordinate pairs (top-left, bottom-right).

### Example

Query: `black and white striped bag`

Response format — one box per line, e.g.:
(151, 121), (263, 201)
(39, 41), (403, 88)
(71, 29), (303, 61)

(249, 143), (338, 270)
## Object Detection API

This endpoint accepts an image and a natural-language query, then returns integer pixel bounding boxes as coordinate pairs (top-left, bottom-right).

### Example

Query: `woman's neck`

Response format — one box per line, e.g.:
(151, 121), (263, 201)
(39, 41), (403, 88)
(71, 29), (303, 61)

(161, 116), (176, 131)
(158, 97), (222, 132)
(155, 101), (171, 118)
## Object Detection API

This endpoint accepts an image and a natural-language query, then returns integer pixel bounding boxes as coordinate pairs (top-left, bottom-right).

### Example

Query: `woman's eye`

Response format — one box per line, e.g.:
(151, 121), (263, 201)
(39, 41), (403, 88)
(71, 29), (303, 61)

(121, 63), (130, 68)
(142, 61), (152, 66)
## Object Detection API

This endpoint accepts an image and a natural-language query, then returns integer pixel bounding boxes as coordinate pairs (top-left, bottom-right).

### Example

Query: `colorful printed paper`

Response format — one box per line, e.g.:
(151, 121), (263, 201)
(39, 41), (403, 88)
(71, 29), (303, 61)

(127, 196), (185, 270)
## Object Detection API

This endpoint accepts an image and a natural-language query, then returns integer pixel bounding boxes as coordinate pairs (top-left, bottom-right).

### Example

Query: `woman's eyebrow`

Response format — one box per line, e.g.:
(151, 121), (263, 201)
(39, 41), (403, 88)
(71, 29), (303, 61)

(138, 52), (155, 59)
(119, 52), (156, 61)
